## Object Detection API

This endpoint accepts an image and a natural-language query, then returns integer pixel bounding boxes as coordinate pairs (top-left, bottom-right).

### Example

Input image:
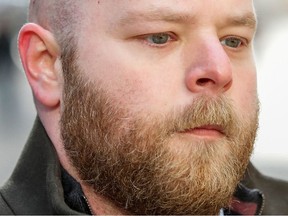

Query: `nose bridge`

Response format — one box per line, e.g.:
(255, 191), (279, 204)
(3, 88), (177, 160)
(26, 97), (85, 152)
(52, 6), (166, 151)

(185, 33), (233, 94)
(200, 36), (229, 71)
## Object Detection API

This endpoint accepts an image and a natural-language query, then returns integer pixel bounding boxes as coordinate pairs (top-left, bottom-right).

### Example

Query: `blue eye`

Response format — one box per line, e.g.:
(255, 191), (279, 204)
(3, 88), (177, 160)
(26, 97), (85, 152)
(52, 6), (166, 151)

(221, 37), (245, 48)
(146, 33), (171, 45)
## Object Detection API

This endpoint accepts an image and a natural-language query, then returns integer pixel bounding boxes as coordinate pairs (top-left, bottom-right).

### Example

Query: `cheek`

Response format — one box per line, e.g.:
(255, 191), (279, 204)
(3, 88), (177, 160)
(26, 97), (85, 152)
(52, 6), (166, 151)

(78, 42), (184, 115)
(232, 64), (258, 116)
(104, 65), (181, 115)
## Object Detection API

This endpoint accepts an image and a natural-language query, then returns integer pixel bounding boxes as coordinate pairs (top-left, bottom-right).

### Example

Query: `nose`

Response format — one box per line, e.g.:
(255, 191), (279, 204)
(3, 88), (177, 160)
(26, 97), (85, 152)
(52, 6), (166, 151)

(185, 36), (233, 94)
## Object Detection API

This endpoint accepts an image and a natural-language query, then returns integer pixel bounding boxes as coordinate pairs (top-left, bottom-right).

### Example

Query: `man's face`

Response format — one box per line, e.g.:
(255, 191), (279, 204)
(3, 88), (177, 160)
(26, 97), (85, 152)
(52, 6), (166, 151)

(60, 0), (258, 214)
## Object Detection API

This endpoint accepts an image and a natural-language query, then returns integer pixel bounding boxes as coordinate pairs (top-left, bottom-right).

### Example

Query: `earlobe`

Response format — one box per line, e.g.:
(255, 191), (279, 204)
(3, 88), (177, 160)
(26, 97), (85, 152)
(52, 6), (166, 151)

(18, 23), (61, 108)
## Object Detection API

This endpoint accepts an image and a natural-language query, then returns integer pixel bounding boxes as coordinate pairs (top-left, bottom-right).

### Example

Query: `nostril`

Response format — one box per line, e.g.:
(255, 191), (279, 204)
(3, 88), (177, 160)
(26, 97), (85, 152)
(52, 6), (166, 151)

(196, 78), (215, 86)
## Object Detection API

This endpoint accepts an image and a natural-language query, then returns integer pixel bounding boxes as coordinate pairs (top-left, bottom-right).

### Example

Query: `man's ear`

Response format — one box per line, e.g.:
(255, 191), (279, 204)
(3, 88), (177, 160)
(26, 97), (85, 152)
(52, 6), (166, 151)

(18, 23), (61, 108)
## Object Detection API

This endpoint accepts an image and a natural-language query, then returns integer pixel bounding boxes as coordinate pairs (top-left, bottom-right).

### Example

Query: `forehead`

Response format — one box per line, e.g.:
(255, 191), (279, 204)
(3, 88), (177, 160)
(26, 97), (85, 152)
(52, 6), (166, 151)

(82, 0), (255, 25)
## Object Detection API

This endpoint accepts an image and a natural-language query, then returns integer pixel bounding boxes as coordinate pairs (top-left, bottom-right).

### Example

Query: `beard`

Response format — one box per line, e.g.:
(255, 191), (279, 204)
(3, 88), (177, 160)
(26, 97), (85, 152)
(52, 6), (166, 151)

(60, 50), (259, 215)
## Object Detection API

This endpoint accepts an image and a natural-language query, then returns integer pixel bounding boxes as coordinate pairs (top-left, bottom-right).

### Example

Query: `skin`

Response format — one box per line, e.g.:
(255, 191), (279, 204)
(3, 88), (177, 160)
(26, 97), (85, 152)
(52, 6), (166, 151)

(18, 0), (257, 214)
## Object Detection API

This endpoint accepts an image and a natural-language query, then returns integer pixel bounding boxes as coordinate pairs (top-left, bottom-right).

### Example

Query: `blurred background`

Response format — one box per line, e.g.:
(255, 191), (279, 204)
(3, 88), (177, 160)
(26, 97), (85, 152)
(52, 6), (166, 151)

(1, 0), (288, 185)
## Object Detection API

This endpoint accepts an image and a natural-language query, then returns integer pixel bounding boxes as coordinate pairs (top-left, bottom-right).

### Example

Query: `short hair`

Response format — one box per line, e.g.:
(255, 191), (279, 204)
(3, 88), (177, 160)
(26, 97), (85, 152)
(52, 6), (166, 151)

(28, 0), (81, 51)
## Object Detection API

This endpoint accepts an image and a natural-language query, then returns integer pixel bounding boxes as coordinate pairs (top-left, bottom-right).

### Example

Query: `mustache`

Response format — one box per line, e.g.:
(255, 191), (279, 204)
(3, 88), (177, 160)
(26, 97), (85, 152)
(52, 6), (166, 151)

(165, 95), (236, 137)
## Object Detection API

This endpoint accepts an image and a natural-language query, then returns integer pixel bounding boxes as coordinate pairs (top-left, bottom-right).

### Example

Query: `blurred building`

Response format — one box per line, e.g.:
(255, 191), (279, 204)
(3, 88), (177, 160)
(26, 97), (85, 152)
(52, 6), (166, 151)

(252, 0), (288, 179)
(0, 0), (34, 185)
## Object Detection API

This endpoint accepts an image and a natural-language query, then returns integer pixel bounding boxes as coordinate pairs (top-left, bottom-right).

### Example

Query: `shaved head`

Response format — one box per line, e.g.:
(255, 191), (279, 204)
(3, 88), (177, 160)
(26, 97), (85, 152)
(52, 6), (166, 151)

(28, 0), (82, 49)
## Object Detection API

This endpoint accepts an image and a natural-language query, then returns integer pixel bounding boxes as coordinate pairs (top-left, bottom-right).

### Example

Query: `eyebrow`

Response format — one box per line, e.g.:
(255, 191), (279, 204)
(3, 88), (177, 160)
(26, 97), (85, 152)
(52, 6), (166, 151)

(117, 8), (257, 30)
(227, 12), (257, 29)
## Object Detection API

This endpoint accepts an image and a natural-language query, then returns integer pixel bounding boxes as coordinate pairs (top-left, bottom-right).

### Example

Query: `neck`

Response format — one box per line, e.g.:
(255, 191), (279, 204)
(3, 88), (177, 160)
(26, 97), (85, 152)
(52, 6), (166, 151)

(81, 183), (130, 215)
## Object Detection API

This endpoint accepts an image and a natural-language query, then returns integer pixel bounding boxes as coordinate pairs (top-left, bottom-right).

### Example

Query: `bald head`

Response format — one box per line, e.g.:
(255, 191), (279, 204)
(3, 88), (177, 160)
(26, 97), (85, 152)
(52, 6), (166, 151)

(28, 0), (82, 49)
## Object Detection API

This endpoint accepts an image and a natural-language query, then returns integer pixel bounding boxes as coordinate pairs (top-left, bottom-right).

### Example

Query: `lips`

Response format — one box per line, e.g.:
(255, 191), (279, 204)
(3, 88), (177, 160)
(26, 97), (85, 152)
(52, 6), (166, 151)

(179, 125), (225, 137)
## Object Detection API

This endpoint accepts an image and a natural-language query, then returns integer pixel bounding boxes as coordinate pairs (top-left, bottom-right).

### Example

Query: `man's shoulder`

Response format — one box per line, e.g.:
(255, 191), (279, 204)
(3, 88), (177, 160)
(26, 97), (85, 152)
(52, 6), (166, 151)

(242, 162), (288, 214)
(0, 188), (14, 215)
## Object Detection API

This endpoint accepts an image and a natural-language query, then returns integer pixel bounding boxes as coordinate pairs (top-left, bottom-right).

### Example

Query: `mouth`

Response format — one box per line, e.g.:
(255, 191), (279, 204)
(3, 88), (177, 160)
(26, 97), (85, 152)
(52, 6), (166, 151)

(179, 125), (225, 138)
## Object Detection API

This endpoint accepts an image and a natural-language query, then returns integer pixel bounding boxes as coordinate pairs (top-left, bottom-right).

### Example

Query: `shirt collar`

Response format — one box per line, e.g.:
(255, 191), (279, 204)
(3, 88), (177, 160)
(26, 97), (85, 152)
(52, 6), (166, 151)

(225, 183), (265, 215)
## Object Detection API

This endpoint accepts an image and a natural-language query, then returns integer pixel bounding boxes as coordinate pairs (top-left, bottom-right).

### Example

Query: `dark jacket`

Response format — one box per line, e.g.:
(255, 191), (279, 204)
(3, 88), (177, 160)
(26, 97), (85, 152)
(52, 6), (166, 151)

(242, 162), (288, 214)
(0, 117), (266, 215)
(0, 117), (81, 215)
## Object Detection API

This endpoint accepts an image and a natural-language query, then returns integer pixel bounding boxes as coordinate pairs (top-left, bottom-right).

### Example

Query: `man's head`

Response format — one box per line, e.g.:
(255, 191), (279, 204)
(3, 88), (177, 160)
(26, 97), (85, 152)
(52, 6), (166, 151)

(19, 0), (258, 214)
